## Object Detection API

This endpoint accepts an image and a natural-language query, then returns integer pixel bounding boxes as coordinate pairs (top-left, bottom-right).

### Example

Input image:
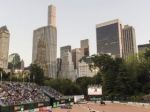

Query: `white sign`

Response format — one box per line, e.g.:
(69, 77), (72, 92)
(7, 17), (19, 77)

(74, 95), (84, 103)
(88, 86), (102, 95)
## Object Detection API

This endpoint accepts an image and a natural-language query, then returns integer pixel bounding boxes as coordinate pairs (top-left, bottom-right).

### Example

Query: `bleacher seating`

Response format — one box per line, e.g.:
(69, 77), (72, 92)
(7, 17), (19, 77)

(0, 82), (49, 106)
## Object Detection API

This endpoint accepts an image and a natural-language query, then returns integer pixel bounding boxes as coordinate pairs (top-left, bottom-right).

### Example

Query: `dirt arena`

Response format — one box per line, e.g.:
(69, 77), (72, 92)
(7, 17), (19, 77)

(52, 103), (150, 112)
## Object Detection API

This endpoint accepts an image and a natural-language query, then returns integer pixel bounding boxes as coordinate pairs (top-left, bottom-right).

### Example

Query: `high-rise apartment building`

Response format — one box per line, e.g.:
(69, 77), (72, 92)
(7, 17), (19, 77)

(72, 48), (84, 69)
(78, 59), (97, 78)
(80, 39), (89, 56)
(60, 45), (71, 58)
(60, 45), (75, 80)
(96, 19), (122, 57)
(122, 25), (138, 59)
(32, 5), (57, 78)
(56, 58), (62, 78)
(0, 26), (10, 69)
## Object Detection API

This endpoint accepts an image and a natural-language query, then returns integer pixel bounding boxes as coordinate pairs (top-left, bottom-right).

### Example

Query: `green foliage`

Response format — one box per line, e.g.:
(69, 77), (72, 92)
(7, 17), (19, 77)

(92, 72), (103, 84)
(76, 77), (93, 95)
(1, 48), (150, 100)
(88, 52), (150, 99)
(29, 64), (44, 85)
(43, 73), (103, 96)
(89, 54), (114, 72)
(0, 68), (10, 81)
(142, 82), (150, 94)
(8, 53), (21, 69)
(44, 78), (82, 95)
(144, 45), (150, 60)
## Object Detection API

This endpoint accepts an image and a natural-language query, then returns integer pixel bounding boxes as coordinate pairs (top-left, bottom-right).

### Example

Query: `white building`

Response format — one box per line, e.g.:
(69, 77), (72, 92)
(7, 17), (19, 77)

(122, 25), (138, 59)
(60, 46), (76, 81)
(78, 61), (97, 78)
(61, 51), (76, 80)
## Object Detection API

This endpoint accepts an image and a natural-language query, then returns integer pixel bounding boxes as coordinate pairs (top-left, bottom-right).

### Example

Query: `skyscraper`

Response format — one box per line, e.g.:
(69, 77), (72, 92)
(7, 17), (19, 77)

(0, 26), (10, 69)
(48, 5), (56, 26)
(71, 48), (84, 69)
(60, 45), (71, 58)
(60, 45), (75, 80)
(32, 5), (57, 78)
(80, 39), (89, 56)
(96, 19), (122, 57)
(78, 60), (97, 78)
(56, 58), (62, 78)
(122, 25), (138, 59)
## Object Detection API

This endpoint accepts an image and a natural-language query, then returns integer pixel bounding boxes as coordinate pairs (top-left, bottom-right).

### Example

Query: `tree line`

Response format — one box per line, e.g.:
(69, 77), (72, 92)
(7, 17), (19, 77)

(0, 45), (150, 101)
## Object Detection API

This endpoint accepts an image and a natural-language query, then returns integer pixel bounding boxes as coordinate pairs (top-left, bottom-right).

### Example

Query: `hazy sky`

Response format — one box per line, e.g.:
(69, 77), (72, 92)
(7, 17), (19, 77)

(0, 0), (150, 66)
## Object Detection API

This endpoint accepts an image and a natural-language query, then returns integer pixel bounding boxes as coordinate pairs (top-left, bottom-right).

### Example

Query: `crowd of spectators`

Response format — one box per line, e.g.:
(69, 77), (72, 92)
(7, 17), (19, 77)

(0, 82), (49, 106)
(42, 86), (63, 100)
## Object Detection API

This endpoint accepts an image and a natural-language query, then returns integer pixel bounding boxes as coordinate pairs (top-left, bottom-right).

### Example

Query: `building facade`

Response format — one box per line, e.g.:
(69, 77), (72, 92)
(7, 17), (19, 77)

(122, 25), (138, 59)
(0, 26), (10, 69)
(78, 61), (97, 78)
(71, 48), (84, 69)
(32, 5), (57, 78)
(48, 5), (56, 26)
(60, 45), (71, 58)
(96, 19), (122, 57)
(56, 58), (62, 78)
(60, 45), (76, 80)
(138, 43), (150, 53)
(80, 39), (89, 56)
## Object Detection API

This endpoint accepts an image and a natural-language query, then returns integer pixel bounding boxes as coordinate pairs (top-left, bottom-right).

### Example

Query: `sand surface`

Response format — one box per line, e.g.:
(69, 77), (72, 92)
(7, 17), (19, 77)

(52, 103), (150, 112)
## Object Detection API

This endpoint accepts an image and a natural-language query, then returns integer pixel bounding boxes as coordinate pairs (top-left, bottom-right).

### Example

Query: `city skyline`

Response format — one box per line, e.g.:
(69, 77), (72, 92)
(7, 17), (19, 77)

(0, 0), (150, 66)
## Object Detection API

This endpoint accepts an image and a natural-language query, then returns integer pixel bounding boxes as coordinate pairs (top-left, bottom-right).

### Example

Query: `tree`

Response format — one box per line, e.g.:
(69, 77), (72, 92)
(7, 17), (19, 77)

(89, 54), (114, 72)
(88, 54), (123, 96)
(142, 82), (150, 94)
(0, 68), (9, 81)
(144, 45), (150, 60)
(92, 72), (103, 85)
(8, 53), (21, 69)
(44, 78), (82, 95)
(29, 64), (44, 85)
(76, 76), (93, 95)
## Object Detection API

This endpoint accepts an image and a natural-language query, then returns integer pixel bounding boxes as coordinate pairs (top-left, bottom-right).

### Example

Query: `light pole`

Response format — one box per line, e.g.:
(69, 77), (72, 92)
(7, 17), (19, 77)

(1, 71), (2, 83)
(22, 71), (24, 83)
(10, 71), (12, 82)
(29, 74), (30, 83)
(148, 71), (150, 79)
(33, 74), (35, 83)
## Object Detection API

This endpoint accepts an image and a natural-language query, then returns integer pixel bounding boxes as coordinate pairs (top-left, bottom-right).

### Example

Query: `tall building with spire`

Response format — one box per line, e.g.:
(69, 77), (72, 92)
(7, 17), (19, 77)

(48, 5), (56, 26)
(32, 5), (57, 78)
(0, 26), (10, 69)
